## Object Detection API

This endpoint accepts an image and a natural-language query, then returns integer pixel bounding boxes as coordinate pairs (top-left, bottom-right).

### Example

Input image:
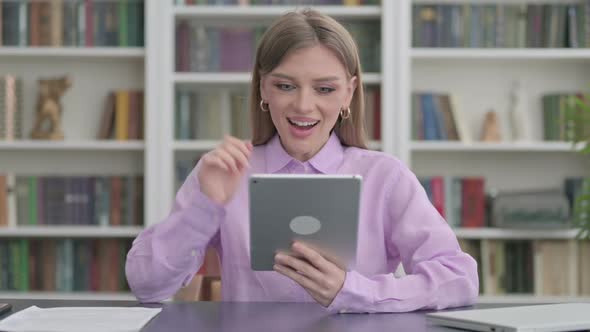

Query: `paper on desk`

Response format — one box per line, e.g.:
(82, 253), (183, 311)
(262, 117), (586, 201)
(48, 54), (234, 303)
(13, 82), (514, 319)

(0, 305), (161, 332)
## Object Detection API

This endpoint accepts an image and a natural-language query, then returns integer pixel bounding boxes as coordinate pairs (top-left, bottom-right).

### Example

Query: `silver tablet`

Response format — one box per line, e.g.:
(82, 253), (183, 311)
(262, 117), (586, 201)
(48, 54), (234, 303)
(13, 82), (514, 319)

(249, 174), (362, 271)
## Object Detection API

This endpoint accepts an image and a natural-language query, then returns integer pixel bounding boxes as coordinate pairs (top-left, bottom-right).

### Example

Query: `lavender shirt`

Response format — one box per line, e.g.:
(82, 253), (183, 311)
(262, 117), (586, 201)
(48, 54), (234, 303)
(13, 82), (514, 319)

(126, 133), (479, 313)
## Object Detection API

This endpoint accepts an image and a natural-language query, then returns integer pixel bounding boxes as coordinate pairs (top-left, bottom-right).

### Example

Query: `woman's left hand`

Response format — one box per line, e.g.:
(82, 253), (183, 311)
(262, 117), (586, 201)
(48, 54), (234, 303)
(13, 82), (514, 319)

(274, 241), (345, 307)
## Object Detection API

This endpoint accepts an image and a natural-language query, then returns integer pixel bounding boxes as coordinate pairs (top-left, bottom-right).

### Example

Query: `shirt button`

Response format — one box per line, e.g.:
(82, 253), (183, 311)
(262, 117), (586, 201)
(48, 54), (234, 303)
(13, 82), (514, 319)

(292, 164), (304, 173)
(191, 250), (197, 257)
(303, 164), (310, 173)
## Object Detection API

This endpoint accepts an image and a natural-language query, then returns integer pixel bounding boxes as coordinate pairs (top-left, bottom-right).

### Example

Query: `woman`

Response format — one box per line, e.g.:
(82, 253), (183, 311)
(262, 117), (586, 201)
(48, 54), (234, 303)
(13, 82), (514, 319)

(126, 9), (478, 313)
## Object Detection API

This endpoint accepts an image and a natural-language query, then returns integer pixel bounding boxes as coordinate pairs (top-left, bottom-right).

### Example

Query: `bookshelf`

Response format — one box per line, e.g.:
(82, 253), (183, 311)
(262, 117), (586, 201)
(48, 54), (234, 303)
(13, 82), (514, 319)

(3, 0), (588, 302)
(173, 4), (382, 19)
(0, 0), (151, 299)
(0, 140), (144, 151)
(405, 0), (590, 302)
(0, 226), (143, 238)
(410, 141), (585, 152)
(412, 48), (590, 60)
(154, 0), (590, 303)
(0, 47), (145, 58)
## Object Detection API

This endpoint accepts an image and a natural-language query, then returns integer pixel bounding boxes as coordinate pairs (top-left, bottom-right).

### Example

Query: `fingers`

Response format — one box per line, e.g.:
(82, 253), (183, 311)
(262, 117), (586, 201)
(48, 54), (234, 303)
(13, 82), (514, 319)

(274, 244), (346, 308)
(273, 263), (324, 296)
(201, 136), (253, 173)
(201, 152), (231, 172)
(291, 242), (332, 274)
(215, 148), (240, 172)
(223, 138), (251, 170)
(274, 252), (325, 285)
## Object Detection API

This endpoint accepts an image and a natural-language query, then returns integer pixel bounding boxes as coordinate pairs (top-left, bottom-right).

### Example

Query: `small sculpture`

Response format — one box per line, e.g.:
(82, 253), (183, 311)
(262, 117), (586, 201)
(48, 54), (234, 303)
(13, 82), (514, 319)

(30, 76), (72, 140)
(508, 80), (531, 141)
(481, 110), (502, 142)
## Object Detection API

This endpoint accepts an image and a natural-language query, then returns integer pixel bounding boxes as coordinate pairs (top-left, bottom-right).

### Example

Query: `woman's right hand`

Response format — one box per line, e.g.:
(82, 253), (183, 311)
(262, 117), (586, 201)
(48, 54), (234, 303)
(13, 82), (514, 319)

(197, 136), (253, 205)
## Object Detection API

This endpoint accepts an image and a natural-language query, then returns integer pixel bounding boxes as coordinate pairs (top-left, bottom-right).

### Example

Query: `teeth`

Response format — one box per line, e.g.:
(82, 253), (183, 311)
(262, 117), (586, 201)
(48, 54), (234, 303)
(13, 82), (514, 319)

(290, 119), (318, 127)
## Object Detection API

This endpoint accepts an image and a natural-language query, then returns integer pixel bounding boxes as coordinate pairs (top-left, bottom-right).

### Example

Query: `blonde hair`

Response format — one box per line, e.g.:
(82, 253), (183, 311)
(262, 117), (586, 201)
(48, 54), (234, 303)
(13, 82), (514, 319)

(250, 9), (368, 149)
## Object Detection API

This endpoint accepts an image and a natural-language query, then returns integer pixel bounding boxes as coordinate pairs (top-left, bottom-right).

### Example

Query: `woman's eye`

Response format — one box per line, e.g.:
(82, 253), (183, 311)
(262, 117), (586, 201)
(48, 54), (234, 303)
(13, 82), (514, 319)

(318, 87), (335, 94)
(276, 84), (295, 91)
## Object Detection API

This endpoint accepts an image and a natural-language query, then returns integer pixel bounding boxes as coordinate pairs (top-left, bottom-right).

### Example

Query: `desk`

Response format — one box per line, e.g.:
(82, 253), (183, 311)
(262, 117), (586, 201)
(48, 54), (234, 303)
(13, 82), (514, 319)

(0, 299), (517, 332)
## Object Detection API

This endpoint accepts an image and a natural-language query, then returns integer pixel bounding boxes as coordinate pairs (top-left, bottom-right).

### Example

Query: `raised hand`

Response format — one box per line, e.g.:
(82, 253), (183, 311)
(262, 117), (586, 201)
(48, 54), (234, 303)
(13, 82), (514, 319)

(274, 241), (346, 307)
(197, 135), (253, 205)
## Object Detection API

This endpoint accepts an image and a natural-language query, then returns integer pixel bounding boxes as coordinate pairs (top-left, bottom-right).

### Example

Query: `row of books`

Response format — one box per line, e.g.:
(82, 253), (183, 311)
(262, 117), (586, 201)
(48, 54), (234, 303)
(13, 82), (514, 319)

(0, 175), (144, 227)
(542, 93), (590, 142)
(564, 177), (590, 222)
(419, 176), (485, 228)
(175, 89), (250, 140)
(0, 238), (131, 292)
(175, 0), (379, 5)
(98, 90), (144, 140)
(175, 86), (382, 141)
(411, 93), (464, 142)
(420, 176), (589, 229)
(0, 76), (23, 140)
(460, 239), (590, 296)
(175, 21), (380, 73)
(413, 3), (590, 48)
(0, 0), (145, 47)
(363, 87), (381, 141)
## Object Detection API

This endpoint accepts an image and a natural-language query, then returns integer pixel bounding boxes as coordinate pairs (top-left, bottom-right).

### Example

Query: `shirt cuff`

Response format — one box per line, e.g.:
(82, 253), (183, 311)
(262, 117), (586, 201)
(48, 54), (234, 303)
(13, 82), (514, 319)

(193, 186), (225, 218)
(325, 270), (374, 314)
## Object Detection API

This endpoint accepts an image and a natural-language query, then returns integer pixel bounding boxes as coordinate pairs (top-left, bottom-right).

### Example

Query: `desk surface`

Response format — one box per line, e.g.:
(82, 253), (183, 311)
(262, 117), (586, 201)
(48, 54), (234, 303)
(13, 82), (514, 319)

(0, 299), (518, 332)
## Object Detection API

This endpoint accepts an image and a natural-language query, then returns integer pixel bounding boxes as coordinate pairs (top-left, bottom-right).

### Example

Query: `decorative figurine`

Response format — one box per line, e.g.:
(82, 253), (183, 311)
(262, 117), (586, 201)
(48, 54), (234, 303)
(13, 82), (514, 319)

(481, 110), (502, 142)
(30, 76), (72, 140)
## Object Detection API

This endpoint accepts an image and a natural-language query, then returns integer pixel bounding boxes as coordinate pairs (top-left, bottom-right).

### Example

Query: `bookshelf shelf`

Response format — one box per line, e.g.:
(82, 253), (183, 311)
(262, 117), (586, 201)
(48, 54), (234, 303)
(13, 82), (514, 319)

(174, 140), (382, 151)
(412, 48), (590, 60)
(173, 5), (381, 20)
(174, 140), (218, 151)
(0, 47), (145, 59)
(0, 291), (135, 301)
(453, 228), (579, 240)
(0, 226), (143, 238)
(174, 72), (381, 86)
(410, 141), (581, 153)
(0, 140), (145, 151)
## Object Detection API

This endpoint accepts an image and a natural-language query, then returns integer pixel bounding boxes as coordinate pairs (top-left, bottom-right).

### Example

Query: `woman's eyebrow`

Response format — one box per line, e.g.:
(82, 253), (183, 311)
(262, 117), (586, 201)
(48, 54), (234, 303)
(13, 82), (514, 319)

(269, 72), (342, 82)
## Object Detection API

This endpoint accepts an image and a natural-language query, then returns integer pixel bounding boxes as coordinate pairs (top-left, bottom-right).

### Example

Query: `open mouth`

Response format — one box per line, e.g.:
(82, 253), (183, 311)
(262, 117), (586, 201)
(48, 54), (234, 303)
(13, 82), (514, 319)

(287, 118), (320, 130)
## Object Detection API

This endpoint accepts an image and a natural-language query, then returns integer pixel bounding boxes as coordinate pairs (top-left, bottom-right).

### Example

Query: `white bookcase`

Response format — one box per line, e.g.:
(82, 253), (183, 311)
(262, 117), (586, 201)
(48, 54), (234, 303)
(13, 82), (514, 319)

(153, 0), (590, 303)
(404, 0), (590, 302)
(0, 0), (156, 300)
(158, 2), (390, 217)
(2, 0), (589, 301)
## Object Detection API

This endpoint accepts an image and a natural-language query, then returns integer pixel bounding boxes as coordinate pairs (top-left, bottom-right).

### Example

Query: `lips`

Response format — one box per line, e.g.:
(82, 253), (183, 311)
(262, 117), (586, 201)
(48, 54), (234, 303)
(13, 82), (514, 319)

(287, 117), (319, 128)
(287, 117), (319, 138)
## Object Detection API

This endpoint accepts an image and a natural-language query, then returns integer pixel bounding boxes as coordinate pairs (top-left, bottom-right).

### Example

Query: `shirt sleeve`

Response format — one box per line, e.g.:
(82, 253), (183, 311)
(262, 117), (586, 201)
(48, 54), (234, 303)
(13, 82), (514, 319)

(327, 165), (479, 313)
(125, 162), (224, 303)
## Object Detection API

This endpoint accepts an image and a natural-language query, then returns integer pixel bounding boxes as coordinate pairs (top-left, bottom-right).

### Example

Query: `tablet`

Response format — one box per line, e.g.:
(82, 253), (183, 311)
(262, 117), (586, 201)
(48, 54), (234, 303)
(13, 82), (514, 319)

(249, 174), (362, 271)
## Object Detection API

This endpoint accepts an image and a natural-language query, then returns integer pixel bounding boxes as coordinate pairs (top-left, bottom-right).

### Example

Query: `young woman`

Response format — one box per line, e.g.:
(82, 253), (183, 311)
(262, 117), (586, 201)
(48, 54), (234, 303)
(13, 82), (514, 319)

(126, 9), (478, 313)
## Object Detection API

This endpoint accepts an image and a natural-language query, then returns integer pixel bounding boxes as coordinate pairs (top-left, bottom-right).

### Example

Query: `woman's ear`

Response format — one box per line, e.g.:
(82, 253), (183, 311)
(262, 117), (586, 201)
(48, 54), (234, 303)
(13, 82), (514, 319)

(259, 76), (268, 101)
(345, 76), (358, 106)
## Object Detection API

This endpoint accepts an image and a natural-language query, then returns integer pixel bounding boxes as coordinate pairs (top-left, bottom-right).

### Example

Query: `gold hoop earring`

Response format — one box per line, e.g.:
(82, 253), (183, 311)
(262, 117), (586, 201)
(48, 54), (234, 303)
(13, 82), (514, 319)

(260, 99), (269, 112)
(340, 106), (351, 120)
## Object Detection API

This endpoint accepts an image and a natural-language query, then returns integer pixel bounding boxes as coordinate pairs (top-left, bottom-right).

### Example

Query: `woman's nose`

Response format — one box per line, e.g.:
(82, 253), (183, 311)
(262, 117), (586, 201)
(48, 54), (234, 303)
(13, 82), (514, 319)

(294, 89), (315, 113)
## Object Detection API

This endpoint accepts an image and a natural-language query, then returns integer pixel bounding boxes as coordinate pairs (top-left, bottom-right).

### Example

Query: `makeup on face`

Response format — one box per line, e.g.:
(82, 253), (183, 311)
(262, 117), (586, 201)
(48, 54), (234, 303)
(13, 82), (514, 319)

(261, 45), (355, 161)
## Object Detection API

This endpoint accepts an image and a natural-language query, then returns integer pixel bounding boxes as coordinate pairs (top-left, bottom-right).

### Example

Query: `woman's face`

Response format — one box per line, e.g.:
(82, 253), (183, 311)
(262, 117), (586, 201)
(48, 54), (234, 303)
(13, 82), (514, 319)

(260, 45), (357, 162)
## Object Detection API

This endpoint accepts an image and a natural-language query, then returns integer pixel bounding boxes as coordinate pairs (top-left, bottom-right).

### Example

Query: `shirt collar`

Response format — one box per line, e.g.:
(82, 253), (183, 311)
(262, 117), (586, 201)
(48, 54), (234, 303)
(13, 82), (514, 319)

(265, 132), (344, 174)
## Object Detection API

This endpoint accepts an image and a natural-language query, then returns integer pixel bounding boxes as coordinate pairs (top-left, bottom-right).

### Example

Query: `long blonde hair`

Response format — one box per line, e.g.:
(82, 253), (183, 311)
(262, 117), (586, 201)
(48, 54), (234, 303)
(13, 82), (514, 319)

(250, 9), (367, 149)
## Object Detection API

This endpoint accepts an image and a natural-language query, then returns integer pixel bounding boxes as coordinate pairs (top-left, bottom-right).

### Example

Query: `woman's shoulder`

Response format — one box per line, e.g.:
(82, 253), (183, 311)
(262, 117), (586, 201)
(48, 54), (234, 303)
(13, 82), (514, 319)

(342, 146), (409, 178)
